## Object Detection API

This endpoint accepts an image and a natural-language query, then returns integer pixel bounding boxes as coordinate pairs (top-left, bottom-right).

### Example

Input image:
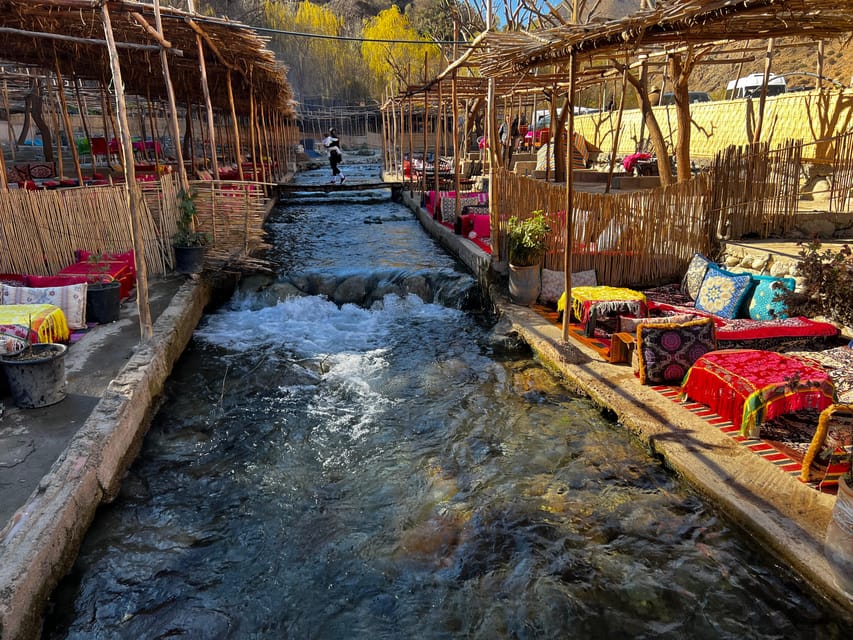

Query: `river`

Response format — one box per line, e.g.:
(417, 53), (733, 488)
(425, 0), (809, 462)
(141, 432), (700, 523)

(44, 158), (850, 638)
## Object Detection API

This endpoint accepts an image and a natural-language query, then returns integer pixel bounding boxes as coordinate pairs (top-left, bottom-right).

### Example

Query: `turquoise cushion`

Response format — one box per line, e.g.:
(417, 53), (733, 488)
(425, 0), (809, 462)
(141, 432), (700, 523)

(694, 264), (753, 319)
(681, 253), (711, 300)
(748, 275), (795, 320)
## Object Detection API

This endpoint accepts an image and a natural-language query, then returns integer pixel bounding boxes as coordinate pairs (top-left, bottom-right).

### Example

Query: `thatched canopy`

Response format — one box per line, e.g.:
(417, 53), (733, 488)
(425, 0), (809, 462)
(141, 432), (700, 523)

(0, 0), (294, 115)
(473, 0), (853, 78)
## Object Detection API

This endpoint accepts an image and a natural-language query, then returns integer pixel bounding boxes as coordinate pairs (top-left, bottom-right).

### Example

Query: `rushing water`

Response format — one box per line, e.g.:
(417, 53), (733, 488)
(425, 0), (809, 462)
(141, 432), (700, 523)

(44, 158), (851, 638)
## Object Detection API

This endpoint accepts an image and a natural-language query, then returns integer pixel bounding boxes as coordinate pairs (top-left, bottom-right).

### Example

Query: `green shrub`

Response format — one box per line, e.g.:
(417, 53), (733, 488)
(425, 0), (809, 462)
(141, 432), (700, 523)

(780, 241), (853, 327)
(506, 210), (551, 267)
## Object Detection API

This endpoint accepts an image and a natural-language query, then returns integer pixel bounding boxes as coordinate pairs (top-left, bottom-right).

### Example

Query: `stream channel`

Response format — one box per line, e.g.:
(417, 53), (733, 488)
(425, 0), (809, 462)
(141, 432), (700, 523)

(44, 157), (851, 638)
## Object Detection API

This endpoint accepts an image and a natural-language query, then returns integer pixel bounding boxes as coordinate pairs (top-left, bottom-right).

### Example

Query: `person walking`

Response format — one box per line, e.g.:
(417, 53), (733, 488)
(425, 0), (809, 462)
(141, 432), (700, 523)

(322, 128), (346, 184)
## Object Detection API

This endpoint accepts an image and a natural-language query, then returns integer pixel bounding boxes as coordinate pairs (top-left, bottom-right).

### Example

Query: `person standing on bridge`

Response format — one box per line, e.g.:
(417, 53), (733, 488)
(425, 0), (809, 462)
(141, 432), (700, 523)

(322, 128), (346, 184)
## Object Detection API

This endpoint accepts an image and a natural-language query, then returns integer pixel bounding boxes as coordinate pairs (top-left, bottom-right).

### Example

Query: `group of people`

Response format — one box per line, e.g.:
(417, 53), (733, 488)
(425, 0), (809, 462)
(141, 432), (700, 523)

(498, 113), (529, 164)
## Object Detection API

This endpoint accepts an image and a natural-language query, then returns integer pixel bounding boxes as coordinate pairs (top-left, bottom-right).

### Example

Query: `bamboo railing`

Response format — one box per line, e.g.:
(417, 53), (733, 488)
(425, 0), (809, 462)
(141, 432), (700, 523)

(0, 176), (271, 277)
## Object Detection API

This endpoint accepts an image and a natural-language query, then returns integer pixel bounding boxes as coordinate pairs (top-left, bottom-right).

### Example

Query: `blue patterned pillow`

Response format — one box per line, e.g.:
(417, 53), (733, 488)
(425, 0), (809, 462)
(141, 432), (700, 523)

(747, 275), (795, 320)
(694, 264), (753, 319)
(637, 317), (716, 385)
(681, 253), (712, 300)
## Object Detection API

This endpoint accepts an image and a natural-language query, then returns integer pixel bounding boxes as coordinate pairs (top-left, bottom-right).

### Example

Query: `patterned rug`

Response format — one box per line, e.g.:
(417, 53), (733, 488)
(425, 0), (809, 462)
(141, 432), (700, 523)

(653, 386), (846, 494)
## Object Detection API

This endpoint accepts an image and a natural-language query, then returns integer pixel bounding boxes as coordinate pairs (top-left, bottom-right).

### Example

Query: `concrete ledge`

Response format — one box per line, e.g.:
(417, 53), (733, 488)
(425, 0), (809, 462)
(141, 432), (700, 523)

(0, 279), (214, 640)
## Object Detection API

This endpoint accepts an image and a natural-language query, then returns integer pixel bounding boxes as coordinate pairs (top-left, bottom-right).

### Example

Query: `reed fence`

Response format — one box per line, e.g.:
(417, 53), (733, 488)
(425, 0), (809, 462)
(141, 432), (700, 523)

(0, 176), (271, 278)
(493, 168), (714, 287)
(709, 140), (801, 239)
(827, 129), (853, 213)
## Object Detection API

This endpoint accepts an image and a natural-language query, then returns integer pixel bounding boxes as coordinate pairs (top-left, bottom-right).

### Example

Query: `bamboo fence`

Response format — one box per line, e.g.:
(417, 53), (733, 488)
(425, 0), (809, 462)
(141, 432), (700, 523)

(0, 176), (271, 278)
(828, 130), (853, 213)
(709, 140), (801, 239)
(493, 168), (714, 287)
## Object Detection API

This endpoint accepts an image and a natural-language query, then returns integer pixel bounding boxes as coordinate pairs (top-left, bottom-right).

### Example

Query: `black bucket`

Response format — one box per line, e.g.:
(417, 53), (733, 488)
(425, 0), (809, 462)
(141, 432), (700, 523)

(86, 281), (121, 324)
(174, 245), (206, 274)
(0, 343), (67, 408)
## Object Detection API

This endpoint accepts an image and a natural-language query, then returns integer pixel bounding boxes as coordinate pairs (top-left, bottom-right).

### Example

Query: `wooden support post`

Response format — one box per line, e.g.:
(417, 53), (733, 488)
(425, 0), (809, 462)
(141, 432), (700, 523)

(249, 74), (258, 181)
(753, 38), (774, 144)
(422, 57), (429, 199)
(45, 76), (64, 179)
(101, 1), (152, 341)
(606, 65), (629, 194)
(226, 71), (244, 182)
(3, 80), (16, 161)
(434, 81), (442, 198)
(53, 53), (85, 185)
(154, 0), (188, 191)
(195, 30), (219, 179)
(74, 80), (95, 173)
(452, 71), (460, 219)
(562, 54), (576, 343)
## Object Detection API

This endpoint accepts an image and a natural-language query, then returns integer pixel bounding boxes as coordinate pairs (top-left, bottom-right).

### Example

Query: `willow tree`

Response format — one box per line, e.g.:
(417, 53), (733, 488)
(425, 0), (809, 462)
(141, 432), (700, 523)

(264, 0), (355, 102)
(361, 6), (442, 95)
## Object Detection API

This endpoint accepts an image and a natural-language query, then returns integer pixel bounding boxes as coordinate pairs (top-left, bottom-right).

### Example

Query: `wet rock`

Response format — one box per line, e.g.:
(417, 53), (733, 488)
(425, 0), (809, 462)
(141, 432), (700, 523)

(333, 275), (368, 305)
(403, 274), (432, 302)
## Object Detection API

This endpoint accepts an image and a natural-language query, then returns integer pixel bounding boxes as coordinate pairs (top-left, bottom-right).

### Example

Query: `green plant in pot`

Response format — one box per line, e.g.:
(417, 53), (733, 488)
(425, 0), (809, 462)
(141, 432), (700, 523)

(173, 188), (209, 274)
(85, 251), (121, 324)
(506, 209), (551, 306)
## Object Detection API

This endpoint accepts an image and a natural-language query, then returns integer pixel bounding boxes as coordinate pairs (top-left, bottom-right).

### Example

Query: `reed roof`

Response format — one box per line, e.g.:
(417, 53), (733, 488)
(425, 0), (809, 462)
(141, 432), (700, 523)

(473, 0), (853, 78)
(0, 0), (294, 116)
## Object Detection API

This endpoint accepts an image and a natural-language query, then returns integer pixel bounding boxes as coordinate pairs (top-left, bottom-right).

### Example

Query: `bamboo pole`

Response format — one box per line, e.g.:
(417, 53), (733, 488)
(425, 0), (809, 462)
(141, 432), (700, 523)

(194, 28), (219, 179)
(44, 75), (63, 179)
(422, 56), (429, 201)
(101, 1), (152, 340)
(53, 53), (84, 185)
(249, 72), (258, 181)
(3, 80), (16, 161)
(434, 80), (442, 199)
(225, 70), (244, 182)
(154, 0), (188, 191)
(753, 38), (774, 144)
(74, 79), (95, 174)
(452, 71), (461, 219)
(0, 130), (7, 189)
(562, 54), (576, 342)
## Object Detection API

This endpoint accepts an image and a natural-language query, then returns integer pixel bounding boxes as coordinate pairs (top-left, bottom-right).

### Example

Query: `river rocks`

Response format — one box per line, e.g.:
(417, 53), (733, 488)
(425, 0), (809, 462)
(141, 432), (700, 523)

(334, 275), (368, 304)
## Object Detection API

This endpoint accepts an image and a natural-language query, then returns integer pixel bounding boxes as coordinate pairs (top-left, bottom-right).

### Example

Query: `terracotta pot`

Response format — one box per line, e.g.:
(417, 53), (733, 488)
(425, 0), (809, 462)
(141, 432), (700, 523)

(825, 474), (853, 598)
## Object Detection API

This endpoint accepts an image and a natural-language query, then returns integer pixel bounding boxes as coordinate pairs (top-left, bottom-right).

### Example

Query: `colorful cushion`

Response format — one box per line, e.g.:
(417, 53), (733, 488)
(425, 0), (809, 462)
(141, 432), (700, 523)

(440, 194), (487, 223)
(1, 283), (88, 330)
(539, 269), (597, 305)
(681, 253), (712, 300)
(637, 317), (716, 385)
(747, 275), (795, 320)
(694, 264), (753, 319)
(619, 312), (696, 334)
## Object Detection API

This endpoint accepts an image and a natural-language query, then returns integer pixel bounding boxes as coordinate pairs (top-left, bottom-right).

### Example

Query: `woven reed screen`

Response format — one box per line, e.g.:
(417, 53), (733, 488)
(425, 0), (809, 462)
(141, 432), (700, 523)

(493, 168), (714, 287)
(709, 140), (801, 239)
(0, 176), (270, 277)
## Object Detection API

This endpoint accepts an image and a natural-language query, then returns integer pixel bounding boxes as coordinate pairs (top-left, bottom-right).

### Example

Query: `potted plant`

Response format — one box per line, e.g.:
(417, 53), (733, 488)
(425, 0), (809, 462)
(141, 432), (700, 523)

(506, 209), (551, 305)
(84, 252), (121, 324)
(0, 316), (67, 408)
(172, 188), (209, 274)
(824, 406), (853, 597)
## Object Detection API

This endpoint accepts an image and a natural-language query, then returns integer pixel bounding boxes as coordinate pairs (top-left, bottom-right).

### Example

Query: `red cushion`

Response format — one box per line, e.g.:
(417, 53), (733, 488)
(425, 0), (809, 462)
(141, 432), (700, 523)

(75, 249), (136, 277)
(27, 274), (89, 287)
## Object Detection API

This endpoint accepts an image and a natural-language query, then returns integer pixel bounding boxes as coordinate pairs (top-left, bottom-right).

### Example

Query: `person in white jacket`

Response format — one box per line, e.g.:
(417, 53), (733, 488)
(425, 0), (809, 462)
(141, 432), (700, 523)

(322, 128), (345, 184)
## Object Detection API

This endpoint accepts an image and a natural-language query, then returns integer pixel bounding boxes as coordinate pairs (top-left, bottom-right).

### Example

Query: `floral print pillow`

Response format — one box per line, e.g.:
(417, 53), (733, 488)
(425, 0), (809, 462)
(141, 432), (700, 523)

(694, 264), (753, 319)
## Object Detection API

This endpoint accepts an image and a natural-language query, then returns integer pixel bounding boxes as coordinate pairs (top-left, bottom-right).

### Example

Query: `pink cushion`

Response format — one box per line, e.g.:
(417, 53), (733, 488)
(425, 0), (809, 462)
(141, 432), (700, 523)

(472, 215), (491, 238)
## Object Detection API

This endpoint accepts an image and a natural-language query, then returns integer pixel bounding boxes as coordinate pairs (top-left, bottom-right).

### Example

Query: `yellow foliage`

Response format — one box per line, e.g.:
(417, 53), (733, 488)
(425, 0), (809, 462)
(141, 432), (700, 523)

(362, 6), (441, 92)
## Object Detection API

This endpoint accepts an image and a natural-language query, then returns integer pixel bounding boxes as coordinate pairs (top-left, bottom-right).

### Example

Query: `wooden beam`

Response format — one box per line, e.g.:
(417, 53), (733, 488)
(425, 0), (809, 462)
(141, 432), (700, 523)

(129, 11), (172, 49)
(185, 18), (235, 72)
(0, 26), (169, 53)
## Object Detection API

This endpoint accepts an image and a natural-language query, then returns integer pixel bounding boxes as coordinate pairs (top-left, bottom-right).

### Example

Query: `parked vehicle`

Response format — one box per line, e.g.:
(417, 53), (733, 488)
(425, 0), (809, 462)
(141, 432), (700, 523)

(725, 73), (787, 99)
